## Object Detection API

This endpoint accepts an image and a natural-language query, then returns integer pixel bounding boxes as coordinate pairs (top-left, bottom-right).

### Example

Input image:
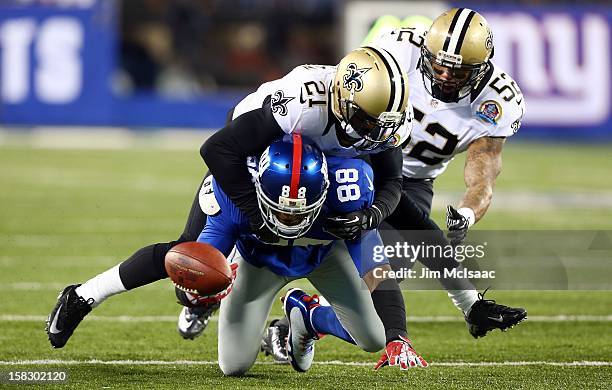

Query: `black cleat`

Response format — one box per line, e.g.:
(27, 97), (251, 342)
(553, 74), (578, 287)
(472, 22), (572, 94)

(261, 318), (290, 363)
(46, 284), (94, 348)
(465, 289), (527, 338)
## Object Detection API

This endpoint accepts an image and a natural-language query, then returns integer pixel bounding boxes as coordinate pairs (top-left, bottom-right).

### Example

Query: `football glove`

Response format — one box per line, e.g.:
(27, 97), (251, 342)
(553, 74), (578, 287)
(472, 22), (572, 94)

(179, 263), (238, 306)
(323, 207), (382, 241)
(446, 205), (475, 245)
(374, 336), (428, 370)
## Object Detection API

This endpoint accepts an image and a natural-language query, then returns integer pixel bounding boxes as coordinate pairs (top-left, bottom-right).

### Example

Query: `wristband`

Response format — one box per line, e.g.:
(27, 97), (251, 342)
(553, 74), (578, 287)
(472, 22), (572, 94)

(457, 207), (476, 227)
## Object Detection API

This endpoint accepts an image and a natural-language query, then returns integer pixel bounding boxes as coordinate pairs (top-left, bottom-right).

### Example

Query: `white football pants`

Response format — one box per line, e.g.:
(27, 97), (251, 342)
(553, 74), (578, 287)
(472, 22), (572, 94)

(217, 241), (385, 376)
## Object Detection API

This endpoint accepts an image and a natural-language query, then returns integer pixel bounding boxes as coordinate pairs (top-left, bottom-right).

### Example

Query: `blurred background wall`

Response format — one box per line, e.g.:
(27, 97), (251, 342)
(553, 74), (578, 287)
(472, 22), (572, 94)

(0, 0), (610, 140)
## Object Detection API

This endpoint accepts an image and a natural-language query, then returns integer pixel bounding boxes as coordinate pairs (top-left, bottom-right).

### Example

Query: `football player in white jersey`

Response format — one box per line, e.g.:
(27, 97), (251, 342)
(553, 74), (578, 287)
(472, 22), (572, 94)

(373, 8), (527, 338)
(261, 9), (528, 356)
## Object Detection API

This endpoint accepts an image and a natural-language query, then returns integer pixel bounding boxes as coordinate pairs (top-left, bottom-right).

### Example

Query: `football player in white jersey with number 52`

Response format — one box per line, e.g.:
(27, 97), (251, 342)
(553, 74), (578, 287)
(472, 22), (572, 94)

(375, 8), (528, 338)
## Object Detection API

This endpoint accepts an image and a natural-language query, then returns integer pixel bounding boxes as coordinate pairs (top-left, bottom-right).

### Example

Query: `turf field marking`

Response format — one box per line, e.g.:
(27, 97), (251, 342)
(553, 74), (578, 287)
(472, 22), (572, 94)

(0, 282), (69, 291)
(0, 282), (170, 291)
(2, 314), (612, 322)
(0, 359), (610, 367)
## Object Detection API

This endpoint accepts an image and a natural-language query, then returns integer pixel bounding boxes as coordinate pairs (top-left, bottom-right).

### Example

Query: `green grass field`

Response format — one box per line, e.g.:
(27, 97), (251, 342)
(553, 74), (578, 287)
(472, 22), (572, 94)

(1, 141), (611, 388)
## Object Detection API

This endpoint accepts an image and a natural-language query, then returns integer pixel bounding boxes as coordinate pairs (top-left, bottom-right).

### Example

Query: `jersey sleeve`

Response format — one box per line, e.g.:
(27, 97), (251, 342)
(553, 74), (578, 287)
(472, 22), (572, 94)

(322, 157), (389, 277)
(323, 158), (388, 277)
(471, 66), (526, 138)
(197, 213), (238, 257)
(326, 157), (375, 213)
(269, 65), (334, 137)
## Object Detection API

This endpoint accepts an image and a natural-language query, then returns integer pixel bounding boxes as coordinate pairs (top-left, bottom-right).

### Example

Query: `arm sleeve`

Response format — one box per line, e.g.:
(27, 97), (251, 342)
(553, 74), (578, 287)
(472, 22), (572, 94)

(200, 100), (284, 227)
(196, 213), (239, 257)
(369, 147), (403, 221)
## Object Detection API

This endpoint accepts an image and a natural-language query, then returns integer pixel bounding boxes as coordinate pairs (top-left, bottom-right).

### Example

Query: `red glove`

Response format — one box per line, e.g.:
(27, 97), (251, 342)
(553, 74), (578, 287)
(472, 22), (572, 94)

(374, 336), (428, 370)
(182, 263), (238, 305)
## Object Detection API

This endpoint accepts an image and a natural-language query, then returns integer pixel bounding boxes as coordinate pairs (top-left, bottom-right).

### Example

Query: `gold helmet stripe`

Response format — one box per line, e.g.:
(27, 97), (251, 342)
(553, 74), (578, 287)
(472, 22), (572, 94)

(443, 8), (476, 55)
(366, 46), (405, 113)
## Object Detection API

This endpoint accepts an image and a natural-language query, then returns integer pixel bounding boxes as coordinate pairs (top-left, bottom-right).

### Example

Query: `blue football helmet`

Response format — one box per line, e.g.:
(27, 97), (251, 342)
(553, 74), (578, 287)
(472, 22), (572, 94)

(255, 134), (329, 239)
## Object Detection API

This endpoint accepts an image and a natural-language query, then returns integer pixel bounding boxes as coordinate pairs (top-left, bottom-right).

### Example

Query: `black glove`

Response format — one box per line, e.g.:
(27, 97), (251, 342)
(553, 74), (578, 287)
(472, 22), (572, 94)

(250, 221), (279, 244)
(446, 205), (472, 245)
(323, 207), (382, 241)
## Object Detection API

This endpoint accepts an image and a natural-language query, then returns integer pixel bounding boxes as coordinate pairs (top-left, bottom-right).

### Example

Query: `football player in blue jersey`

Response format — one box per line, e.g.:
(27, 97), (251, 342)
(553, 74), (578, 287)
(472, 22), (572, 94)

(45, 48), (412, 356)
(178, 134), (427, 374)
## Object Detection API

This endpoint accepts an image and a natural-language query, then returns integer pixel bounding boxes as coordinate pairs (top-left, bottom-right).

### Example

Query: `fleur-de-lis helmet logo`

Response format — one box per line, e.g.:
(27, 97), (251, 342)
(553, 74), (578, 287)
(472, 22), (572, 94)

(342, 63), (371, 92)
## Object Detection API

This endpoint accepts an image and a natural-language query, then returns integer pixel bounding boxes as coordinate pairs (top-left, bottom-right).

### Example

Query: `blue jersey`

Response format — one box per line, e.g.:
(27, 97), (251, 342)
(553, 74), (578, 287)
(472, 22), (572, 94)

(197, 157), (387, 277)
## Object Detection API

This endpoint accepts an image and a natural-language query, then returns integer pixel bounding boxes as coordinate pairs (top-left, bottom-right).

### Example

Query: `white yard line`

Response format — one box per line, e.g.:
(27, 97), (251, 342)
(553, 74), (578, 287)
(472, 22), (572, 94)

(0, 359), (609, 367)
(0, 282), (73, 291)
(2, 314), (612, 323)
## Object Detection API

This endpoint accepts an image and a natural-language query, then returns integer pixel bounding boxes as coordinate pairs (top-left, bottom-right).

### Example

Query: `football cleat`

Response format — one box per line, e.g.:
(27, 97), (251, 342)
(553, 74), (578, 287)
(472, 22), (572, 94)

(177, 303), (220, 340)
(465, 289), (527, 338)
(46, 284), (94, 348)
(283, 288), (320, 372)
(261, 318), (290, 363)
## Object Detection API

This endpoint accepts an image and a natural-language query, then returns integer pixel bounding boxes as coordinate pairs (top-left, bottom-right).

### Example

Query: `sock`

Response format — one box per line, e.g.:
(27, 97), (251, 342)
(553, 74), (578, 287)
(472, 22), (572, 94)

(310, 306), (355, 344)
(447, 289), (479, 314)
(371, 279), (408, 343)
(75, 264), (127, 308)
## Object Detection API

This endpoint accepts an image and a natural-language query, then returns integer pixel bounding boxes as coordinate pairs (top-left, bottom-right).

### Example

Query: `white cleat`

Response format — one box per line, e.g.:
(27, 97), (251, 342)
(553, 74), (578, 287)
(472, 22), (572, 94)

(283, 288), (320, 372)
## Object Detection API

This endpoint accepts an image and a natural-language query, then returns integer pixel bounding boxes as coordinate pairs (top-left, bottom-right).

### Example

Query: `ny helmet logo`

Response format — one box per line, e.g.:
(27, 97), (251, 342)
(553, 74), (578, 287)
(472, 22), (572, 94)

(343, 63), (371, 92)
(271, 90), (295, 116)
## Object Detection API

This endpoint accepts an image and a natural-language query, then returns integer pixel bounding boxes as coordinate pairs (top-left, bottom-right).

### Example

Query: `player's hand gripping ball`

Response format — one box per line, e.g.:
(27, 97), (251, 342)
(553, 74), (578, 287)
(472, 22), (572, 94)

(164, 242), (232, 295)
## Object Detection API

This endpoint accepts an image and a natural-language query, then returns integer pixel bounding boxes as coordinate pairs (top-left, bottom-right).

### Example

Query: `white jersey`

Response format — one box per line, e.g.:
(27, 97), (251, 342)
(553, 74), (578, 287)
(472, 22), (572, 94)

(232, 64), (411, 158)
(373, 28), (526, 179)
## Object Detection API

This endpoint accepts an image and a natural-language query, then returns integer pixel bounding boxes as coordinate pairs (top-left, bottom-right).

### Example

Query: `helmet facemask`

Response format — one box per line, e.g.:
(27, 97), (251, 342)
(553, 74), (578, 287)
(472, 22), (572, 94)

(334, 86), (406, 151)
(420, 47), (489, 102)
(255, 181), (327, 239)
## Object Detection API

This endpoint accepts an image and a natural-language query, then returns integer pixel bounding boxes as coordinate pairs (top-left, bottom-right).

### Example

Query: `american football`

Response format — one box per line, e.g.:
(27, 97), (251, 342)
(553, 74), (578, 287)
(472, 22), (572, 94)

(165, 242), (231, 295)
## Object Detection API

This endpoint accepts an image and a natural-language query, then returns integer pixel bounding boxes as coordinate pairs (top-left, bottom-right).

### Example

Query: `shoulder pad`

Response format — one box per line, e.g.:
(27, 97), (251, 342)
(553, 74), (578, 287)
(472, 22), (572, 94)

(198, 175), (221, 216)
(371, 28), (423, 76)
(270, 65), (334, 135)
(471, 64), (526, 137)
